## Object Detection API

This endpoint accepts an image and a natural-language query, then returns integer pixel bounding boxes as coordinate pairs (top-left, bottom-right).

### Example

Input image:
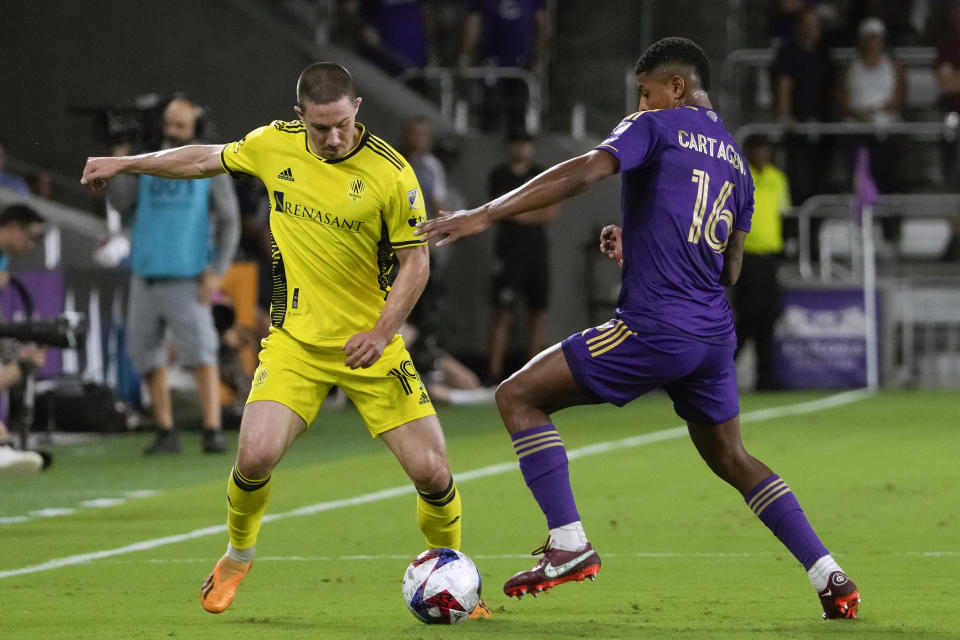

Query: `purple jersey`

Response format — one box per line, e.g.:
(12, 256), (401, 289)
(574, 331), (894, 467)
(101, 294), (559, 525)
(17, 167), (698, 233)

(595, 106), (755, 345)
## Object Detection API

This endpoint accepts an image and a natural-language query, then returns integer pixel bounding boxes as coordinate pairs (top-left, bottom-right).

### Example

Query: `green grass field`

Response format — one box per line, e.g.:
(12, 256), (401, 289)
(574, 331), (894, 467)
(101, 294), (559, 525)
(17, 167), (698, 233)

(1, 390), (958, 639)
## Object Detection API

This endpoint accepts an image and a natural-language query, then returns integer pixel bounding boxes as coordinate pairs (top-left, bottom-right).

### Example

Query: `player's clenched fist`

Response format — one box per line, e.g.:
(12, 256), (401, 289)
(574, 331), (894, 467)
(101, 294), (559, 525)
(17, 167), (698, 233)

(343, 328), (390, 369)
(599, 224), (622, 266)
(80, 156), (125, 192)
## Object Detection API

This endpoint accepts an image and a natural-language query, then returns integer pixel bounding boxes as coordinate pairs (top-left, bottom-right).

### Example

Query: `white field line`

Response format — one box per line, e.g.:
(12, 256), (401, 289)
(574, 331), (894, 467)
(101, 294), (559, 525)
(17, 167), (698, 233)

(0, 390), (872, 580)
(0, 490), (162, 526)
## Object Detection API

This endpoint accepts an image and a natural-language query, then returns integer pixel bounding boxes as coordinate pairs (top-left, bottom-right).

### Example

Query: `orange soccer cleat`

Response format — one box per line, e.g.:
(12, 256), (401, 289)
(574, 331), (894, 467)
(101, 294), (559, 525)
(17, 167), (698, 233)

(201, 555), (253, 614)
(469, 597), (493, 619)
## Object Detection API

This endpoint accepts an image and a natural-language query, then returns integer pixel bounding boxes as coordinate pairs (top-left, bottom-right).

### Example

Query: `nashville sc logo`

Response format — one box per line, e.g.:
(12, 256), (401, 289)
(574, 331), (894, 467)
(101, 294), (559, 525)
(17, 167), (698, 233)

(272, 190), (365, 232)
(347, 176), (365, 202)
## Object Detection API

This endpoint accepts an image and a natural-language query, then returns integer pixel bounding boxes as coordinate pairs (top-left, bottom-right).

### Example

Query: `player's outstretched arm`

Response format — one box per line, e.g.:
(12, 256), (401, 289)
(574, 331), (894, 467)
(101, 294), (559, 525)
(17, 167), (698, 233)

(416, 149), (618, 246)
(80, 144), (226, 192)
(344, 244), (429, 370)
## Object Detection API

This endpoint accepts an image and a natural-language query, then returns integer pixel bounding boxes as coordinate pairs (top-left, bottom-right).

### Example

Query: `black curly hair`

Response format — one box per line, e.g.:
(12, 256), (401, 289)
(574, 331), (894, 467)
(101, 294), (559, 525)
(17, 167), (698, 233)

(634, 37), (711, 92)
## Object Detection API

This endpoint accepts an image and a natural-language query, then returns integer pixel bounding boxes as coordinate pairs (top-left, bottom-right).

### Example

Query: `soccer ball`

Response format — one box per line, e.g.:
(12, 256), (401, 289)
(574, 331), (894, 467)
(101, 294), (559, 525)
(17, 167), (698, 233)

(401, 548), (481, 625)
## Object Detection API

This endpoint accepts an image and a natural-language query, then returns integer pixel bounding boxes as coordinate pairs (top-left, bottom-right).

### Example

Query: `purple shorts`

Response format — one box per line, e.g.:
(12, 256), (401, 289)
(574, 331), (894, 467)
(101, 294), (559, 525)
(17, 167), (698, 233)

(561, 319), (739, 426)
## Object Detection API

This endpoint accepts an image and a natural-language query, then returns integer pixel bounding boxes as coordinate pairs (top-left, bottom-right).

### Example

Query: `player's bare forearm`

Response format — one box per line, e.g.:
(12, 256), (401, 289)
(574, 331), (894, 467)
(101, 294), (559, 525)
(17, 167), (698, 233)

(81, 144), (225, 192)
(343, 244), (429, 369)
(481, 151), (615, 222)
(417, 150), (616, 246)
(513, 202), (559, 225)
(376, 245), (429, 337)
(721, 229), (747, 286)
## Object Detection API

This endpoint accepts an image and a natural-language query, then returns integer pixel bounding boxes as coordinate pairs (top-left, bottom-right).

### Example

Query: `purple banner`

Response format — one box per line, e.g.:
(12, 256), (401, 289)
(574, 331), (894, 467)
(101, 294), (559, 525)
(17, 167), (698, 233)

(773, 289), (879, 389)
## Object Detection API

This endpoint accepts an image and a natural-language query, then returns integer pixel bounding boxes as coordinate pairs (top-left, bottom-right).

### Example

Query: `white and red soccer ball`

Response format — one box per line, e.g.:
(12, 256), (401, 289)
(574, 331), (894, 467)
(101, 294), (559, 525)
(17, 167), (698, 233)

(402, 548), (481, 625)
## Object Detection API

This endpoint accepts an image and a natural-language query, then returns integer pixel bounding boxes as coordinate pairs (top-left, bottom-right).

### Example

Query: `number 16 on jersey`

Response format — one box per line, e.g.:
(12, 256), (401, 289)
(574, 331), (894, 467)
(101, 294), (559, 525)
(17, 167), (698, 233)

(688, 168), (734, 253)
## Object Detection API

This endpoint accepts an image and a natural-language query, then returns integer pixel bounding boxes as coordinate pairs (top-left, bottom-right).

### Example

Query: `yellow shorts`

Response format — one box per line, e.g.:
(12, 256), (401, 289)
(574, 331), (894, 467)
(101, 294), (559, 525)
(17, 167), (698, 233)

(246, 328), (436, 437)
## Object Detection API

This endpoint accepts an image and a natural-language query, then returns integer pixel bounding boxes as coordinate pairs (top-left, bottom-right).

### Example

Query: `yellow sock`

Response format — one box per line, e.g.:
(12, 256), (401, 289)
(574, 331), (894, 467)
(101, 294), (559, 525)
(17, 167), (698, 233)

(416, 479), (462, 550)
(226, 465), (272, 551)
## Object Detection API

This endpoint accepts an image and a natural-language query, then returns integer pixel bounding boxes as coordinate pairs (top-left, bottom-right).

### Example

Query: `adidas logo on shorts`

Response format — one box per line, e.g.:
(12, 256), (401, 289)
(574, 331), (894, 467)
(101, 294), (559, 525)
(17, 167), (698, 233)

(418, 392), (430, 405)
(277, 168), (295, 182)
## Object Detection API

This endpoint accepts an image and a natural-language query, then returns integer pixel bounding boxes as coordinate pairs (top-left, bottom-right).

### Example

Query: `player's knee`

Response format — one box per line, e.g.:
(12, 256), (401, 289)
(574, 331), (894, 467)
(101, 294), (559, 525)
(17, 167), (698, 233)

(410, 451), (451, 492)
(236, 449), (279, 480)
(494, 376), (527, 413)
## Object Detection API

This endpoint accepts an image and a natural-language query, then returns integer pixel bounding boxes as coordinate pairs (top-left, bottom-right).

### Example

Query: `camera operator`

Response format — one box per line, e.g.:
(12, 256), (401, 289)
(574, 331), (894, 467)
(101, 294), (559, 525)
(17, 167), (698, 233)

(0, 203), (48, 476)
(106, 97), (240, 456)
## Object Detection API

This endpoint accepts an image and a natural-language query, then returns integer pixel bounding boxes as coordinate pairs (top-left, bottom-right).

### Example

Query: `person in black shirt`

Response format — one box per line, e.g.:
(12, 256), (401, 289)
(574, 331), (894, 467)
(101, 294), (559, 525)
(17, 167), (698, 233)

(771, 6), (836, 204)
(486, 130), (558, 383)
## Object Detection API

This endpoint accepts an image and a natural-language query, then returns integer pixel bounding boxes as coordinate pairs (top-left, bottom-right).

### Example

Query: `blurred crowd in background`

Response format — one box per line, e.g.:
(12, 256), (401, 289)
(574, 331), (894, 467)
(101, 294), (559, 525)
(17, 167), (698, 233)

(3, 0), (960, 474)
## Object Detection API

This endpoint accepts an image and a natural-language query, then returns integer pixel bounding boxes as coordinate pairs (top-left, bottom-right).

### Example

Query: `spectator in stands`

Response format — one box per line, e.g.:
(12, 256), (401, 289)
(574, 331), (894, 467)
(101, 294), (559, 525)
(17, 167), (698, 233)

(771, 5), (837, 204)
(486, 129), (558, 383)
(936, 0), (960, 184)
(106, 97), (240, 456)
(767, 0), (841, 46)
(935, 0), (960, 257)
(400, 116), (447, 217)
(836, 17), (906, 240)
(342, 0), (433, 77)
(459, 0), (549, 133)
(430, 0), (470, 66)
(0, 138), (30, 197)
(843, 0), (925, 46)
(734, 136), (791, 391)
(837, 18), (906, 130)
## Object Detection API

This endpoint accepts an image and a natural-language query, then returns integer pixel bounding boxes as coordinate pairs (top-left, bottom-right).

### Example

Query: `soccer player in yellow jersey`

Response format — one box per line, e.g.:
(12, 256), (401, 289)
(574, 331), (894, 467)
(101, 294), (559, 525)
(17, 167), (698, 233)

(81, 62), (488, 618)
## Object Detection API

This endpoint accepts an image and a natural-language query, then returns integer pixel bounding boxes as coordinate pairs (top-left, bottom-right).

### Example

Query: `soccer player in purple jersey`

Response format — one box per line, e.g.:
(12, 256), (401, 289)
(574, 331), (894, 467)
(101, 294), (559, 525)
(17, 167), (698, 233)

(417, 37), (860, 620)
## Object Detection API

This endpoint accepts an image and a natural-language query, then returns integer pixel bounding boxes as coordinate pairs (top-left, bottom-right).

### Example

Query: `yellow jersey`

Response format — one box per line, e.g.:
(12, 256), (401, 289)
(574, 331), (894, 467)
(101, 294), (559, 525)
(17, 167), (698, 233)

(744, 162), (790, 255)
(220, 120), (426, 346)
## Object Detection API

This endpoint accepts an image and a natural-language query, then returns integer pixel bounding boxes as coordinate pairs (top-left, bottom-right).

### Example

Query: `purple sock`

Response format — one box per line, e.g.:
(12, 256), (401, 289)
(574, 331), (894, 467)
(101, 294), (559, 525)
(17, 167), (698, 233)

(745, 474), (830, 570)
(511, 424), (580, 529)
